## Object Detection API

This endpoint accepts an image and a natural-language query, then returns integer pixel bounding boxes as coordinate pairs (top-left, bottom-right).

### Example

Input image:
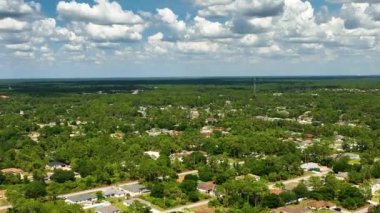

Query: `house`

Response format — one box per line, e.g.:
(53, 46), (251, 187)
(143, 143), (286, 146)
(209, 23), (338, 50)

(95, 205), (120, 213)
(146, 128), (162, 137)
(304, 133), (315, 140)
(102, 187), (126, 198)
(335, 172), (348, 181)
(170, 151), (193, 162)
(342, 153), (360, 160)
(1, 168), (25, 178)
(273, 207), (311, 213)
(197, 182), (215, 195)
(190, 108), (200, 119)
(46, 161), (71, 171)
(28, 131), (40, 142)
(0, 95), (9, 99)
(235, 173), (260, 181)
(307, 200), (336, 210)
(200, 126), (213, 138)
(372, 179), (380, 195)
(64, 193), (97, 206)
(110, 131), (125, 139)
(270, 188), (283, 195)
(205, 117), (218, 124)
(144, 151), (160, 160)
(300, 163), (321, 172)
(120, 184), (150, 197)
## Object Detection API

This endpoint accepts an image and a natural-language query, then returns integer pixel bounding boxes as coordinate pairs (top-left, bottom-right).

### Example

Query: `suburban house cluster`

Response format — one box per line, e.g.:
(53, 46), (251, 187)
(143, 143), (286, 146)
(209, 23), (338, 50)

(62, 183), (150, 211)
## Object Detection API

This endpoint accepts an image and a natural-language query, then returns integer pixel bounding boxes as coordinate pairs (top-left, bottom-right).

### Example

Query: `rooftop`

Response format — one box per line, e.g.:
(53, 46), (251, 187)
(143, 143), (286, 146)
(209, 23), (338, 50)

(65, 193), (96, 202)
(197, 182), (215, 191)
(307, 200), (335, 209)
(0, 168), (24, 174)
(96, 205), (120, 213)
(47, 161), (68, 167)
(120, 184), (149, 193)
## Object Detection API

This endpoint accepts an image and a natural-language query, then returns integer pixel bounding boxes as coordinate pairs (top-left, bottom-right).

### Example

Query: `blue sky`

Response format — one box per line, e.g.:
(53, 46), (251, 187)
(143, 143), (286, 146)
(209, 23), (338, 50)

(0, 0), (380, 78)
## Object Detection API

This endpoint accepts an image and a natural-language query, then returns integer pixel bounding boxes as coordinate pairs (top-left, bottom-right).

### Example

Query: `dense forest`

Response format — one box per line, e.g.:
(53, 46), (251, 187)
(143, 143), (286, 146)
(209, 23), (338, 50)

(1, 77), (380, 212)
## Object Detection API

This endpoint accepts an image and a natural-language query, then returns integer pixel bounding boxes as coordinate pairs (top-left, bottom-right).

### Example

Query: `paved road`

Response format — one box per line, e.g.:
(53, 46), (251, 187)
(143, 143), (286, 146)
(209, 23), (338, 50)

(353, 206), (369, 213)
(162, 200), (210, 213)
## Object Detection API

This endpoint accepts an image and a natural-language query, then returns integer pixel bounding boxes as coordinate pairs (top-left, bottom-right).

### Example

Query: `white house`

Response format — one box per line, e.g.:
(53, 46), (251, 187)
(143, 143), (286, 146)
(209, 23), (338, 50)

(144, 151), (160, 160)
(372, 180), (380, 195)
(301, 163), (321, 172)
(46, 161), (71, 171)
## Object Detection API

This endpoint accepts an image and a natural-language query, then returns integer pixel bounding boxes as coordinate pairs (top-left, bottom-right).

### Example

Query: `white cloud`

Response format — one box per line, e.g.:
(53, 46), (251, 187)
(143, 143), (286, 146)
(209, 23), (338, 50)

(57, 0), (142, 25)
(0, 0), (39, 18)
(0, 17), (28, 31)
(85, 23), (143, 42)
(192, 16), (231, 37)
(176, 41), (219, 53)
(148, 32), (164, 42)
(5, 42), (31, 51)
(197, 0), (284, 17)
(157, 8), (187, 32)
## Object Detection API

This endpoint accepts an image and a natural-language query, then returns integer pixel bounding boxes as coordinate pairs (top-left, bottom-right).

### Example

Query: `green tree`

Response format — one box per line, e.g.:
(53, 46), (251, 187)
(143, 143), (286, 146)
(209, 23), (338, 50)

(50, 170), (75, 183)
(24, 181), (47, 199)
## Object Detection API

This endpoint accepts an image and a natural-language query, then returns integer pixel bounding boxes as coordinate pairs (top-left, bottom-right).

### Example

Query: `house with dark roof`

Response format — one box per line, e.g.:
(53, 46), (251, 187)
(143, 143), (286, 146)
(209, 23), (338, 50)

(95, 205), (120, 213)
(120, 183), (150, 197)
(46, 161), (71, 171)
(64, 193), (97, 206)
(102, 187), (126, 198)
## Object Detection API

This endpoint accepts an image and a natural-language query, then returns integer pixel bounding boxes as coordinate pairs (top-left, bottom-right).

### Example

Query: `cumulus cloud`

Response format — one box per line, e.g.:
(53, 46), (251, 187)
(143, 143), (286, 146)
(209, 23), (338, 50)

(156, 8), (187, 32)
(176, 41), (219, 53)
(1, 0), (380, 72)
(197, 0), (284, 17)
(0, 0), (39, 18)
(0, 18), (28, 32)
(57, 0), (142, 25)
(85, 23), (143, 42)
(5, 42), (32, 51)
(192, 16), (231, 38)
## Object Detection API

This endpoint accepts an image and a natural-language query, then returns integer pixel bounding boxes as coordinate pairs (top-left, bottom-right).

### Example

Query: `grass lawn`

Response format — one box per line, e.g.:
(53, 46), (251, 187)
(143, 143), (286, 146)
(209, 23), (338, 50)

(348, 158), (361, 165)
(191, 204), (215, 213)
(107, 197), (129, 212)
(371, 196), (380, 203)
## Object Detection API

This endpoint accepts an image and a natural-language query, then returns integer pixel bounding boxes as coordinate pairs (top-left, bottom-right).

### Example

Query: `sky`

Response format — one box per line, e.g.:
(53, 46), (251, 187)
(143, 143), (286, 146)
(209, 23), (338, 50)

(1, 0), (380, 78)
